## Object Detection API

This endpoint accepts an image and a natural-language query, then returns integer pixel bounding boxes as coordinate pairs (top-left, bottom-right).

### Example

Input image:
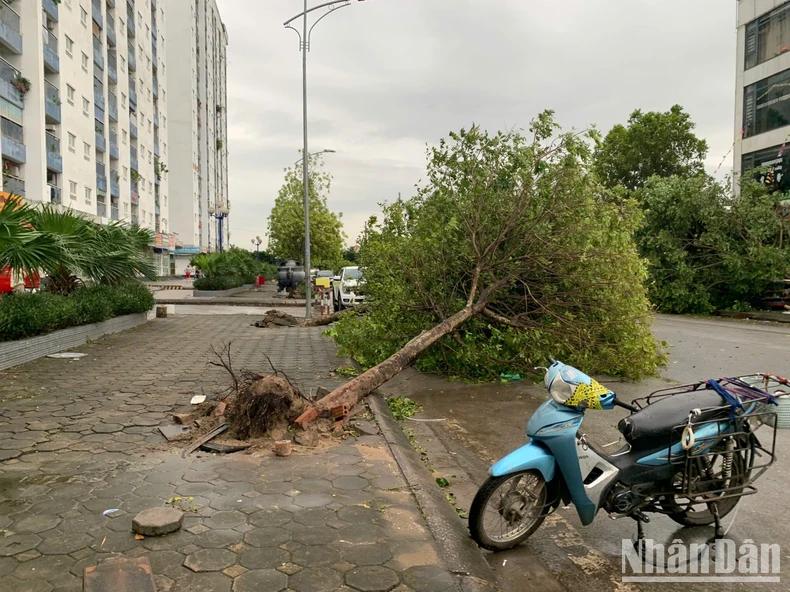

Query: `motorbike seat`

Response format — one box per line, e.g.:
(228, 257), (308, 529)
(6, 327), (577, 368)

(617, 389), (728, 446)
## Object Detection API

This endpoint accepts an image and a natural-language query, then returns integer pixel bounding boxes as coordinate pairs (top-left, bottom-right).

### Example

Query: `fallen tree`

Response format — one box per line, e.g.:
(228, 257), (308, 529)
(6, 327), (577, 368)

(296, 113), (665, 427)
(252, 308), (358, 328)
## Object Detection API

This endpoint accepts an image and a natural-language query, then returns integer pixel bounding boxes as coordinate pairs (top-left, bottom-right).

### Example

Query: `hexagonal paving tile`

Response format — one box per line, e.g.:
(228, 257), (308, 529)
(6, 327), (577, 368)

(291, 509), (339, 528)
(10, 515), (61, 534)
(401, 565), (457, 592)
(293, 494), (333, 509)
(336, 524), (386, 545)
(37, 532), (93, 555)
(147, 550), (186, 574)
(291, 479), (334, 494)
(345, 565), (400, 592)
(248, 509), (292, 528)
(0, 534), (41, 557)
(231, 568), (287, 592)
(289, 566), (343, 592)
(184, 548), (238, 572)
(203, 511), (247, 530)
(332, 476), (369, 491)
(337, 506), (381, 525)
(90, 531), (142, 553)
(242, 527), (290, 548)
(172, 571), (232, 592)
(0, 577), (52, 592)
(340, 543), (392, 566)
(239, 547), (289, 570)
(12, 554), (76, 581)
(291, 525), (338, 546)
(193, 529), (245, 549)
(250, 494), (292, 510)
(291, 545), (341, 568)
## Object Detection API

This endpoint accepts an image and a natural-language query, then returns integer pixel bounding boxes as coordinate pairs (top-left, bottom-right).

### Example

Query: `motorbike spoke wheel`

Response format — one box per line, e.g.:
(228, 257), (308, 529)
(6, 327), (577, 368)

(469, 470), (548, 551)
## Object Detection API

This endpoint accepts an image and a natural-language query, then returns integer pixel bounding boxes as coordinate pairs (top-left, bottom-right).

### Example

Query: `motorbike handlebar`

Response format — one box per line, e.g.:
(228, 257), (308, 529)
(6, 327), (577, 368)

(613, 398), (639, 413)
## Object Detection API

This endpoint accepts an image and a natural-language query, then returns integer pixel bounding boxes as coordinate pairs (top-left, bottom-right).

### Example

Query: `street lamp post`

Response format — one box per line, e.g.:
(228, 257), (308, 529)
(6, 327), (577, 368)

(207, 203), (230, 253)
(284, 0), (365, 319)
(251, 235), (263, 258)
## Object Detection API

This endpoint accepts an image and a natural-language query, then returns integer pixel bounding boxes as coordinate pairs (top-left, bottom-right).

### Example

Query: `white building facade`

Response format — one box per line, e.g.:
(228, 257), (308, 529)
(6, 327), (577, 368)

(734, 0), (790, 196)
(0, 0), (172, 275)
(165, 0), (228, 274)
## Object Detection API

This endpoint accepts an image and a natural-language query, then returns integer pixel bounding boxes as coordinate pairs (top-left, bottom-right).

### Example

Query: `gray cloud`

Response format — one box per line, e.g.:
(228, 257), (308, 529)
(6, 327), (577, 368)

(219, 0), (737, 250)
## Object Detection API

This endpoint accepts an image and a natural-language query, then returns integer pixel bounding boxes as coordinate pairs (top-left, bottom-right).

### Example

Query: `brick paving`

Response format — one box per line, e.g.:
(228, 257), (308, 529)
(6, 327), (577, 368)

(0, 315), (457, 592)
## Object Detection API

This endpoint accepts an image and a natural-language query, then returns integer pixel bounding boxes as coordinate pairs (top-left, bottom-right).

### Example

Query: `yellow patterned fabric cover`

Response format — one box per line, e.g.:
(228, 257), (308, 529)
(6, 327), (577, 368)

(564, 379), (612, 410)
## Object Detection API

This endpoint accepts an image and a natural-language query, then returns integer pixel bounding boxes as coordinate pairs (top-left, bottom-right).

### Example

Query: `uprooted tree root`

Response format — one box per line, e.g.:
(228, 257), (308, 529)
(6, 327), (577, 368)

(225, 372), (310, 439)
(209, 342), (312, 440)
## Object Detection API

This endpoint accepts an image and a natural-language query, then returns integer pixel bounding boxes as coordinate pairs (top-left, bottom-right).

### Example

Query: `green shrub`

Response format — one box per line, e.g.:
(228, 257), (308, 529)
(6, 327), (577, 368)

(0, 282), (154, 342)
(193, 276), (245, 291)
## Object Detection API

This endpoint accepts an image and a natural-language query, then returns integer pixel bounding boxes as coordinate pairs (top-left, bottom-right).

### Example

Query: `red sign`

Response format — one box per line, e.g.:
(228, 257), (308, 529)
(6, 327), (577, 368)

(154, 233), (163, 248)
(168, 235), (175, 249)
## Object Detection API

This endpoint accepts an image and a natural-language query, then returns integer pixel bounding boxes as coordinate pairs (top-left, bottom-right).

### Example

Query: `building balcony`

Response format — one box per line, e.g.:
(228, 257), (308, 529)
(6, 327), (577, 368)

(45, 84), (61, 124)
(154, 140), (159, 157)
(129, 88), (137, 109)
(111, 205), (119, 220)
(108, 94), (118, 121)
(152, 23), (157, 39)
(151, 0), (156, 11)
(94, 89), (105, 112)
(154, 111), (159, 128)
(97, 202), (106, 217)
(127, 11), (135, 38)
(130, 119), (138, 138)
(49, 185), (62, 205)
(152, 43), (157, 65)
(110, 171), (120, 196)
(93, 47), (104, 70)
(110, 140), (119, 160)
(108, 0), (116, 8)
(4, 175), (24, 197)
(155, 204), (160, 216)
(131, 155), (138, 171)
(1, 118), (25, 164)
(97, 174), (107, 194)
(95, 132), (106, 152)
(108, 63), (117, 85)
(128, 49), (136, 72)
(43, 29), (60, 73)
(107, 16), (116, 47)
(0, 59), (23, 109)
(0, 4), (22, 55)
(46, 134), (62, 172)
(152, 79), (158, 99)
(131, 214), (138, 224)
(131, 183), (139, 205)
(92, 3), (103, 29)
(43, 0), (59, 22)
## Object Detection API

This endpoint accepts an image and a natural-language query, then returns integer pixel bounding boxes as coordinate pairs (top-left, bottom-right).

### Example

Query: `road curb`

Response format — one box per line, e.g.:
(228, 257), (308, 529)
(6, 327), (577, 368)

(368, 392), (500, 592)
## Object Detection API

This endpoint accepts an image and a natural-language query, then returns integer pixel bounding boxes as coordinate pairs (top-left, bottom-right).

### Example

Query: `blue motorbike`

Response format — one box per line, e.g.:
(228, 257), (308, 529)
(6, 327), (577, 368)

(469, 359), (783, 551)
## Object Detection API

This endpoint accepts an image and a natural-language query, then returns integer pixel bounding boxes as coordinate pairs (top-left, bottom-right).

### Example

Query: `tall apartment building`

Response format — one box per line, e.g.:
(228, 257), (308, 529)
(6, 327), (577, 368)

(0, 0), (172, 275)
(735, 0), (790, 200)
(165, 0), (229, 273)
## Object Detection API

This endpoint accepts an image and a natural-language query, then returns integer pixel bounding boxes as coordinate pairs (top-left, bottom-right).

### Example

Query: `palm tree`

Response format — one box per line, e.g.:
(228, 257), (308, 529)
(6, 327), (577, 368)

(1, 197), (156, 293)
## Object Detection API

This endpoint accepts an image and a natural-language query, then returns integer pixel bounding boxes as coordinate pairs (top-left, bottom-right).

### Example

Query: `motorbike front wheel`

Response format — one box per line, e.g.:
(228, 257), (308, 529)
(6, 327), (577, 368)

(469, 470), (548, 551)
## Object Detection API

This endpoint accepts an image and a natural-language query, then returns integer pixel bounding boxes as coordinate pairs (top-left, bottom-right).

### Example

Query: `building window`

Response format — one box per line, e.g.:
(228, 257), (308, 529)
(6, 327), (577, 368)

(81, 7), (88, 27)
(68, 133), (76, 152)
(84, 143), (91, 160)
(746, 4), (790, 69)
(66, 0), (72, 9)
(121, 56), (126, 72)
(69, 181), (77, 200)
(122, 130), (128, 144)
(82, 97), (90, 116)
(85, 187), (92, 204)
(744, 68), (790, 139)
(742, 143), (790, 193)
(65, 36), (74, 57)
(66, 85), (75, 105)
(121, 93), (126, 108)
(124, 203), (129, 214)
(123, 166), (128, 179)
(141, 179), (145, 191)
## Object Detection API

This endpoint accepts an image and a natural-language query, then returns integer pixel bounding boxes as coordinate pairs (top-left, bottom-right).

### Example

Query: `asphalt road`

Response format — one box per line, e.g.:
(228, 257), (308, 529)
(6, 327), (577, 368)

(385, 315), (790, 592)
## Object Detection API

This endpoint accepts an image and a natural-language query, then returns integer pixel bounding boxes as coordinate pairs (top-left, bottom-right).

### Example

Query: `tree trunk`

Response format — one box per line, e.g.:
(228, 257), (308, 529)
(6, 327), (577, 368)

(298, 309), (360, 327)
(295, 300), (487, 427)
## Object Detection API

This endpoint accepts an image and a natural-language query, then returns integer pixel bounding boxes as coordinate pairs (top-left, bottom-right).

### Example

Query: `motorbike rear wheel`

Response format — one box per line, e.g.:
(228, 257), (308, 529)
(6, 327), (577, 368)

(664, 440), (749, 527)
(469, 470), (549, 551)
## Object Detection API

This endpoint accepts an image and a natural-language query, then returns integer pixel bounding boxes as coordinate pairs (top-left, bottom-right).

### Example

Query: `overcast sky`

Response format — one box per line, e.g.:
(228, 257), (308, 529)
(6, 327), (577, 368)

(218, 0), (737, 252)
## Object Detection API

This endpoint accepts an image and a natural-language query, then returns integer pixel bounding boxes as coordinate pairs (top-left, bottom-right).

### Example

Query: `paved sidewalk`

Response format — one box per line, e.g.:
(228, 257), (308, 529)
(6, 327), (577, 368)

(0, 316), (459, 592)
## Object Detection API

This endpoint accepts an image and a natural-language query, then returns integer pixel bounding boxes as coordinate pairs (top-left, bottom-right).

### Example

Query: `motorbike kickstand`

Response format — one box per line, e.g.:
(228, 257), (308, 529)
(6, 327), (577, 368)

(710, 502), (723, 541)
(631, 512), (650, 555)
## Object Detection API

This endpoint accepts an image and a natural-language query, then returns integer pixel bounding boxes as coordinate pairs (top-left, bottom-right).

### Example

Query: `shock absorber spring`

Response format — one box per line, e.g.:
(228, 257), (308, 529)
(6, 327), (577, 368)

(721, 437), (735, 489)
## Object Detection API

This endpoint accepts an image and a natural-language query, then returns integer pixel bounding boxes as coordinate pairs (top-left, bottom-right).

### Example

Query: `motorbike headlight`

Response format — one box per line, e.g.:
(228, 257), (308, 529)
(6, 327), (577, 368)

(548, 375), (574, 405)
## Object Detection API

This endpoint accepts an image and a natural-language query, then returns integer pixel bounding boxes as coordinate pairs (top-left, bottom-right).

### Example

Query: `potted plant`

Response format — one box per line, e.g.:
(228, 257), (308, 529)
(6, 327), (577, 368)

(12, 77), (31, 96)
(130, 169), (142, 183)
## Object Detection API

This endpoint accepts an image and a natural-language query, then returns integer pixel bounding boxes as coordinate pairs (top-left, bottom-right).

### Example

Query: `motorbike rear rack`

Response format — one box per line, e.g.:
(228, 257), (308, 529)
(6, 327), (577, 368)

(636, 374), (785, 504)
